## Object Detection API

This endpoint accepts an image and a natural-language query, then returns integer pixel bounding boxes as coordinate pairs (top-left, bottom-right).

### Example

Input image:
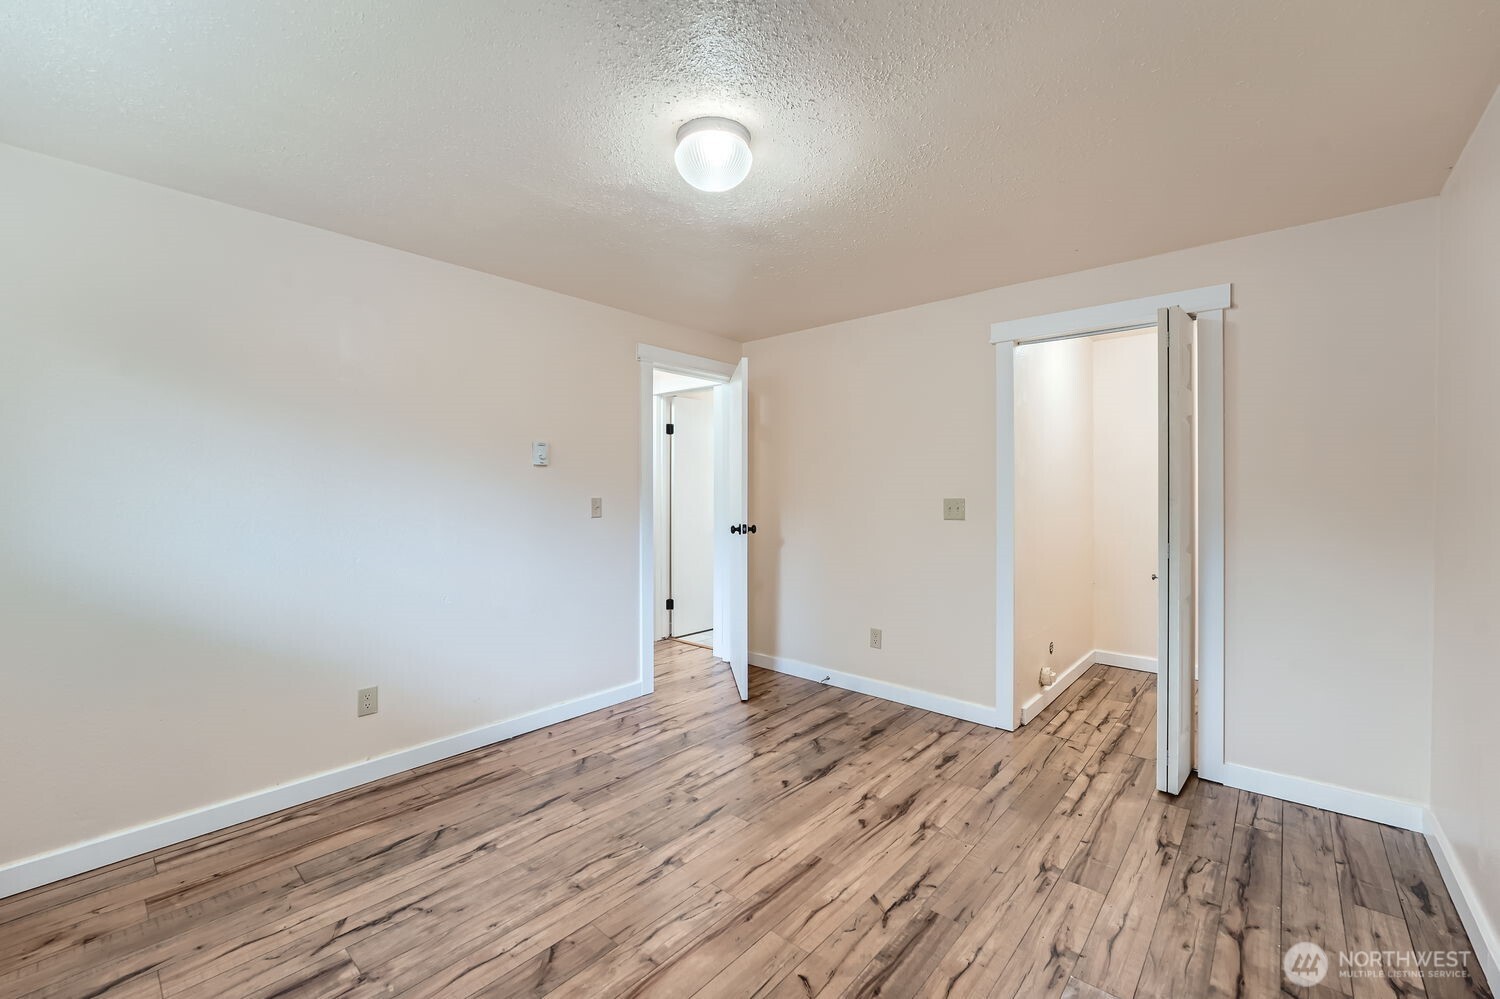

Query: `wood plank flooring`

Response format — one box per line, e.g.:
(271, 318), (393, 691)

(0, 641), (1490, 999)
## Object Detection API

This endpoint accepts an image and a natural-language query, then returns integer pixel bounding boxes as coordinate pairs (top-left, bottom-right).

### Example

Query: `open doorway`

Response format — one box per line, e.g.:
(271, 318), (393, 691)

(992, 286), (1229, 796)
(1014, 323), (1159, 720)
(636, 345), (753, 702)
(654, 379), (717, 650)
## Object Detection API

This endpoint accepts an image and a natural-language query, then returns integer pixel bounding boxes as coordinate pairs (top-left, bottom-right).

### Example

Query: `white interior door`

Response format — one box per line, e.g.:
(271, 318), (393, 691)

(1157, 306), (1196, 793)
(714, 359), (750, 700)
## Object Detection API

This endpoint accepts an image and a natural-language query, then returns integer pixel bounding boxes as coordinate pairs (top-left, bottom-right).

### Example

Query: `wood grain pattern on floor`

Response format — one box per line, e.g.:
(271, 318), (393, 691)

(0, 642), (1490, 998)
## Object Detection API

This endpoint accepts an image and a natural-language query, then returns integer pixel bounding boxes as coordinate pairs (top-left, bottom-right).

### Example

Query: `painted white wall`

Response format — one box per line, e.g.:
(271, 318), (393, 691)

(1431, 83), (1500, 971)
(0, 144), (741, 870)
(1092, 330), (1159, 659)
(745, 321), (998, 706)
(1014, 337), (1095, 709)
(747, 198), (1437, 804)
(667, 391), (714, 637)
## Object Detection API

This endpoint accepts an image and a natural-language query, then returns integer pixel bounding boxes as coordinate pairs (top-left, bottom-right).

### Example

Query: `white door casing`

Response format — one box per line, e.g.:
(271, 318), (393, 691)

(989, 285), (1227, 784)
(636, 345), (737, 696)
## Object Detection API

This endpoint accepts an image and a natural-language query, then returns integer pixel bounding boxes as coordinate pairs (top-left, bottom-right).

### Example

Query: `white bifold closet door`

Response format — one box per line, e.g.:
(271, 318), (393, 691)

(1157, 306), (1196, 794)
(714, 359), (750, 701)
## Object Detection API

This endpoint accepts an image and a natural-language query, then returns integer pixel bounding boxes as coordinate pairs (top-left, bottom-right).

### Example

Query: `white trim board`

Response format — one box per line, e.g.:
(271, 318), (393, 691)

(1019, 649), (1095, 724)
(1214, 761), (1424, 832)
(0, 680), (645, 901)
(1092, 650), (1158, 673)
(1424, 809), (1500, 989)
(1193, 310), (1227, 781)
(634, 344), (737, 381)
(993, 342), (1018, 731)
(748, 652), (1005, 729)
(990, 284), (1231, 344)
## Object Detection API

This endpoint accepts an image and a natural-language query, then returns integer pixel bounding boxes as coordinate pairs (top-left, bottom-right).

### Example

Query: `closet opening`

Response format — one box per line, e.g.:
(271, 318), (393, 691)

(1014, 325), (1161, 761)
(995, 289), (1226, 795)
(654, 376), (717, 651)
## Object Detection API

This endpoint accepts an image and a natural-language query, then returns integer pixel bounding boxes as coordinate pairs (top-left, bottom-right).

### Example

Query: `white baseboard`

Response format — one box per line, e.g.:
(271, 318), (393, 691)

(1211, 761), (1425, 831)
(0, 680), (646, 901)
(1019, 649), (1096, 724)
(748, 652), (1007, 729)
(1092, 649), (1157, 673)
(1424, 808), (1500, 988)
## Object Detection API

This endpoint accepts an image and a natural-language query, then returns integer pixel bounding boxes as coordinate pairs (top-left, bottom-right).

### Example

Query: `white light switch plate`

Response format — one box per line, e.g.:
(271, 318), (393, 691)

(532, 441), (549, 466)
(590, 497), (602, 518)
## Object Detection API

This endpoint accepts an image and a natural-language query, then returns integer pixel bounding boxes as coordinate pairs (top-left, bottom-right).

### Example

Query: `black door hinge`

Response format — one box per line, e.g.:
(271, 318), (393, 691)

(665, 423), (675, 435)
(665, 598), (675, 610)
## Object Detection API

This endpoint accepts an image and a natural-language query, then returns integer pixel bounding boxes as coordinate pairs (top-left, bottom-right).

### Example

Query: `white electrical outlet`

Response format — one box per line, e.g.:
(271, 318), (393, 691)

(870, 628), (883, 650)
(943, 498), (966, 521)
(358, 686), (379, 717)
(590, 497), (602, 518)
(532, 441), (549, 466)
(1039, 666), (1057, 687)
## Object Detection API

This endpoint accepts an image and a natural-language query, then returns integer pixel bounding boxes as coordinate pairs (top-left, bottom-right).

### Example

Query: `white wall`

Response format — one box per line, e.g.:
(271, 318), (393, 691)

(0, 144), (740, 871)
(745, 320), (999, 707)
(1014, 337), (1095, 709)
(747, 198), (1438, 805)
(1431, 83), (1500, 973)
(1092, 330), (1158, 659)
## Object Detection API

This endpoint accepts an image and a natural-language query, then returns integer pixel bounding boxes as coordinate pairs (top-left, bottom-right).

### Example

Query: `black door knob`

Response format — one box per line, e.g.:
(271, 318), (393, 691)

(746, 524), (757, 534)
(730, 524), (742, 535)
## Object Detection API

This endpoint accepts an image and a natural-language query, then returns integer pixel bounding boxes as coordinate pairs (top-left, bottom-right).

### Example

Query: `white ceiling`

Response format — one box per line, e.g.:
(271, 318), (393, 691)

(4, 2), (1498, 340)
(654, 370), (720, 395)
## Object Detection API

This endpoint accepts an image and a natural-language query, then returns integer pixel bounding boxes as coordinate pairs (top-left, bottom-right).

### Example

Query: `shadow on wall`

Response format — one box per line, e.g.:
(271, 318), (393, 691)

(2, 335), (588, 680)
(0, 326), (635, 866)
(0, 572), (465, 861)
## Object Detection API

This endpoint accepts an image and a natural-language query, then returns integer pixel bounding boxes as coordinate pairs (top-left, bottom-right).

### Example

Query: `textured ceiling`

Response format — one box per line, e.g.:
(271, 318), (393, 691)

(4, 1), (1498, 339)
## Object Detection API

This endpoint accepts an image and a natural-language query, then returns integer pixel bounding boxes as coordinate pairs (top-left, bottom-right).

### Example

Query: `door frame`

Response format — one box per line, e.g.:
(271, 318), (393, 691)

(636, 344), (737, 696)
(989, 284), (1229, 784)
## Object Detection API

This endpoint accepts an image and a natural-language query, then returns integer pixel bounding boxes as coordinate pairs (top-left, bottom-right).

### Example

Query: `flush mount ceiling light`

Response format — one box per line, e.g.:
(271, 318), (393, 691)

(674, 117), (753, 192)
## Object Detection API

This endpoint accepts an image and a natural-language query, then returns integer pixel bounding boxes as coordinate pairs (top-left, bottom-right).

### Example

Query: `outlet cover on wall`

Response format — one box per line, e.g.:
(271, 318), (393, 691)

(943, 498), (966, 521)
(358, 686), (378, 717)
(870, 628), (883, 650)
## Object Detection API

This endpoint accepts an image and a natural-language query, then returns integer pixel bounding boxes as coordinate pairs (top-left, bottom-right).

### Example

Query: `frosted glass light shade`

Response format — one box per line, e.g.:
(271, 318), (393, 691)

(674, 117), (753, 192)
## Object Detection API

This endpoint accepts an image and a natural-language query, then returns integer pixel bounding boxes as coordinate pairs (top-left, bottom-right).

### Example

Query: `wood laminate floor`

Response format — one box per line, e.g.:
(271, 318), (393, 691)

(0, 642), (1490, 999)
